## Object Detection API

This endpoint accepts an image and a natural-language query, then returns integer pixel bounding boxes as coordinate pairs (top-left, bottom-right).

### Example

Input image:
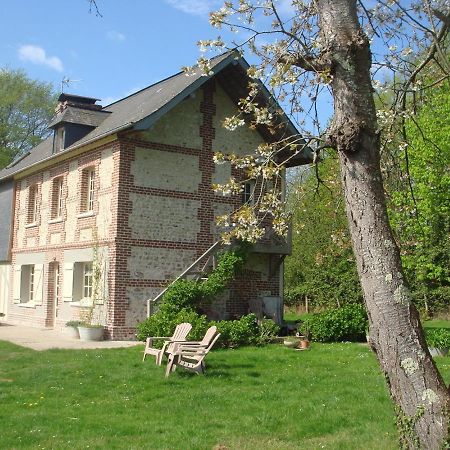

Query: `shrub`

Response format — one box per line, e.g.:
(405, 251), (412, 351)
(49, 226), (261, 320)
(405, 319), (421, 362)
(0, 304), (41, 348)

(257, 319), (281, 345)
(425, 328), (450, 349)
(136, 307), (208, 344)
(213, 314), (260, 347)
(301, 304), (368, 343)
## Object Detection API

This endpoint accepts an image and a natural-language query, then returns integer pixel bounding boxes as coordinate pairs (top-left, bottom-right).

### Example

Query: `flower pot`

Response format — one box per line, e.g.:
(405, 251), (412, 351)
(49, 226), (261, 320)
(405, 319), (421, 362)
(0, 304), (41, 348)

(299, 339), (310, 350)
(284, 339), (299, 348)
(429, 347), (448, 357)
(64, 326), (80, 339)
(78, 326), (104, 341)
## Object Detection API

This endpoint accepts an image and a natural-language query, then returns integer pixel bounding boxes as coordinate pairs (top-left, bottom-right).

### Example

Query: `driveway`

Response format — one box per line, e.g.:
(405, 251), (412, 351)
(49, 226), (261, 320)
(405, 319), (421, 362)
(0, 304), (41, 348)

(0, 322), (143, 351)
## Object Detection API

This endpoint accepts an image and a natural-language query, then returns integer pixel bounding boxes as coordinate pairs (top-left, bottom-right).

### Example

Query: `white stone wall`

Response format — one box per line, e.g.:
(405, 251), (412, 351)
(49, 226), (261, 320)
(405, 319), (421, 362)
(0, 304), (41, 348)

(213, 83), (265, 155)
(128, 193), (200, 242)
(128, 247), (197, 280)
(132, 147), (201, 192)
(141, 94), (203, 149)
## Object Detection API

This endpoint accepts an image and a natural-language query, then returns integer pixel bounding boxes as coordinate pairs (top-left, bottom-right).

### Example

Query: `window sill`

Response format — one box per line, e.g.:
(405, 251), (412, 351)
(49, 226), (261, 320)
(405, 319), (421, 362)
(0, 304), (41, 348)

(18, 302), (36, 308)
(76, 211), (95, 219)
(25, 222), (38, 229)
(70, 298), (93, 308)
(48, 217), (63, 224)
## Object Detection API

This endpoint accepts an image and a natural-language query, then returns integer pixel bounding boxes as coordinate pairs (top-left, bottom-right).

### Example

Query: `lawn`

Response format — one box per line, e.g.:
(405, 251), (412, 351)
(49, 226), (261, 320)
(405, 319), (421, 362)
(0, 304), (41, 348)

(0, 341), (448, 450)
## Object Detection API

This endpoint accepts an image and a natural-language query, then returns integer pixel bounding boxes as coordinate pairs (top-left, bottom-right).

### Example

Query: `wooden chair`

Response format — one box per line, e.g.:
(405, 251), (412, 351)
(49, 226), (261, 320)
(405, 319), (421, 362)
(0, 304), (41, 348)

(142, 322), (192, 365)
(165, 326), (221, 377)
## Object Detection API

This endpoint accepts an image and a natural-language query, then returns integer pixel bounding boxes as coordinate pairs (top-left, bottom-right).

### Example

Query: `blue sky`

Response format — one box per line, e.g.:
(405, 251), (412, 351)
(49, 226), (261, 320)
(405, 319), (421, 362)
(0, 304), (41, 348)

(0, 0), (229, 105)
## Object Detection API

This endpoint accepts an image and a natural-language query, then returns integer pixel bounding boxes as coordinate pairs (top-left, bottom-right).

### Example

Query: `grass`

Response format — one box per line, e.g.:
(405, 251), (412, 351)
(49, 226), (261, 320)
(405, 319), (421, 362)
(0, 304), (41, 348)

(0, 341), (448, 449)
(423, 320), (450, 329)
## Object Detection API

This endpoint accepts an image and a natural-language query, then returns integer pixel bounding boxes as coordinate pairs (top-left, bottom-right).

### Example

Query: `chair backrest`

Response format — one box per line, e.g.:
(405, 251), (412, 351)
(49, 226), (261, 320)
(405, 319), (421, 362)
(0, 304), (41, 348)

(172, 322), (192, 341)
(200, 326), (218, 346)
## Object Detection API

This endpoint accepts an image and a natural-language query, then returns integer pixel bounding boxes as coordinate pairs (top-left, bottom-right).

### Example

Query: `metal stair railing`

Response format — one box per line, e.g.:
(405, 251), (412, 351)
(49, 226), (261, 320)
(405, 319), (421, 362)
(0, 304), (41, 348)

(146, 240), (224, 317)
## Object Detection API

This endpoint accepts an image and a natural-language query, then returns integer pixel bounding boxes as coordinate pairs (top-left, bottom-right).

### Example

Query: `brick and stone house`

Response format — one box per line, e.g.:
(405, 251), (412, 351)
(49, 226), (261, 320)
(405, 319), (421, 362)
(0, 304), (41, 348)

(0, 52), (311, 339)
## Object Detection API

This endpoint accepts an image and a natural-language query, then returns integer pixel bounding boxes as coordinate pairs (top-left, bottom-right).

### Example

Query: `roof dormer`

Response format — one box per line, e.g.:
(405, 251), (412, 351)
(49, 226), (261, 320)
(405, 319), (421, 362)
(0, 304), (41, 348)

(49, 93), (110, 153)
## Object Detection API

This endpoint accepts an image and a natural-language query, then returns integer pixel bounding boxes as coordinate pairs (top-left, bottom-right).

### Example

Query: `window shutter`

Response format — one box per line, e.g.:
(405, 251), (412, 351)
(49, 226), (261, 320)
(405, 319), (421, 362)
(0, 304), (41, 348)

(13, 265), (22, 304)
(62, 263), (74, 302)
(33, 264), (44, 306)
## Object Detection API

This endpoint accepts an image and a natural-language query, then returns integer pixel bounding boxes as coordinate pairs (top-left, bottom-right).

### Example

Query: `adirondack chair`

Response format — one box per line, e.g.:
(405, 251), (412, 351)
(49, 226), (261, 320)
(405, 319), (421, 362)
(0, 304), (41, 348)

(165, 326), (221, 377)
(142, 322), (192, 365)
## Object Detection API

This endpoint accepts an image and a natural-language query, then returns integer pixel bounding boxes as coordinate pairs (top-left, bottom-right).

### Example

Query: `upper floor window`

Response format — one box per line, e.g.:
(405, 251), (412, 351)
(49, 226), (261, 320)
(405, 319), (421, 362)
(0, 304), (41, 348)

(242, 181), (255, 205)
(27, 185), (39, 224)
(57, 127), (65, 152)
(81, 167), (96, 213)
(51, 177), (64, 219)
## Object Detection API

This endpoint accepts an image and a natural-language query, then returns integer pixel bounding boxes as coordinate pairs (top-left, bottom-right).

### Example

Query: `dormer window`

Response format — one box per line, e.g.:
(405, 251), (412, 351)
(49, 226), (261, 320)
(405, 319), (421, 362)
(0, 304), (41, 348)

(57, 127), (65, 151)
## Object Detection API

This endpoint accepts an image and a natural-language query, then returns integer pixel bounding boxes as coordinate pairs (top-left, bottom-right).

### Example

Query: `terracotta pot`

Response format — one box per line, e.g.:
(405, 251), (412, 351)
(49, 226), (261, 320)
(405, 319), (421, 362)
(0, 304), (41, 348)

(299, 339), (310, 350)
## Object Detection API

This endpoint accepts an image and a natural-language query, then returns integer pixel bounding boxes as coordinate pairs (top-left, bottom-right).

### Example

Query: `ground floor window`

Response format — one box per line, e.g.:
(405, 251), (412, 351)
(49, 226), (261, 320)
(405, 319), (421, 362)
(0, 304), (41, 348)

(13, 264), (44, 305)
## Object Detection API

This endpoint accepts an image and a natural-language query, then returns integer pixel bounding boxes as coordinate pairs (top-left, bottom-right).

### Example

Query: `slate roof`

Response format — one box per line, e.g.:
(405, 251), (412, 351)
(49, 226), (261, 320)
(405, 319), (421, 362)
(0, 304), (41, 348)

(48, 107), (110, 128)
(0, 51), (310, 181)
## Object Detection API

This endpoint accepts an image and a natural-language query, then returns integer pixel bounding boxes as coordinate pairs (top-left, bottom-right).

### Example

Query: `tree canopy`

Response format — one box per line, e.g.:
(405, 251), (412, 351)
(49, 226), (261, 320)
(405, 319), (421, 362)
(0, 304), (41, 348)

(0, 68), (56, 169)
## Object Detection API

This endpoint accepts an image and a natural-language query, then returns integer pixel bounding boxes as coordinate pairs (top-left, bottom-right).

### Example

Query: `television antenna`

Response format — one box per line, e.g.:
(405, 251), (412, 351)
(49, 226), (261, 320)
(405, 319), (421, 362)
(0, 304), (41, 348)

(61, 77), (82, 93)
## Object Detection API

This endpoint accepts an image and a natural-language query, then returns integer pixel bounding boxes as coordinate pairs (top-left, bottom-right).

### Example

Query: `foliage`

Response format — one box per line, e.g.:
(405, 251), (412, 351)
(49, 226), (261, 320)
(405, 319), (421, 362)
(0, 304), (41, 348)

(65, 320), (82, 328)
(136, 307), (208, 343)
(385, 83), (450, 317)
(0, 68), (57, 168)
(425, 328), (450, 349)
(285, 156), (363, 310)
(300, 304), (368, 343)
(211, 313), (279, 347)
(137, 247), (255, 348)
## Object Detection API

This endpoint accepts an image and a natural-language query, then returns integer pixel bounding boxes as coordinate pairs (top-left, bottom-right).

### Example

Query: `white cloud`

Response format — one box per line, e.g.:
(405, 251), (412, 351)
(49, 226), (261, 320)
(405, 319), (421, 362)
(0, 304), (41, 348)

(18, 45), (63, 72)
(107, 30), (126, 42)
(164, 0), (220, 17)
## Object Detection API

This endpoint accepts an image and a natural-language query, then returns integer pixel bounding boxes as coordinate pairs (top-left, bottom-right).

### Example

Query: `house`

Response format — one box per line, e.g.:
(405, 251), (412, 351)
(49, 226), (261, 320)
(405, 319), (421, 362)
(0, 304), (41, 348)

(0, 52), (311, 339)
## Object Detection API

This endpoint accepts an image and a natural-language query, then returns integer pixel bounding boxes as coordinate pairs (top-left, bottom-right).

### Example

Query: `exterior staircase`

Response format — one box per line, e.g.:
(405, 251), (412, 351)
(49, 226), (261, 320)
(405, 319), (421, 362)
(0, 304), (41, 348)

(146, 240), (225, 317)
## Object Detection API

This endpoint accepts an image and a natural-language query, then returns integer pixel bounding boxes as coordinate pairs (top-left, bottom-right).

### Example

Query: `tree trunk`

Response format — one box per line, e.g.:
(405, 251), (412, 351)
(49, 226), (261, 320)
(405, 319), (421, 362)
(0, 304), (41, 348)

(316, 0), (449, 447)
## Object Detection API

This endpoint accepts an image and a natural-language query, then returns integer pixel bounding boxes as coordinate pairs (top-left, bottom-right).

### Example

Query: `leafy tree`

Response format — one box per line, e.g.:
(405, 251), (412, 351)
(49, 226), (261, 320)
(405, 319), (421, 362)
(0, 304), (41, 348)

(387, 83), (450, 316)
(194, 1), (450, 447)
(285, 156), (363, 309)
(0, 69), (57, 168)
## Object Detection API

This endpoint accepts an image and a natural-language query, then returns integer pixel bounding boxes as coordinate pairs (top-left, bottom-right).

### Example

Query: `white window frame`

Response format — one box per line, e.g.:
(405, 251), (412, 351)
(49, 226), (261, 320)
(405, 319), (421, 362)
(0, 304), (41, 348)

(86, 168), (95, 212)
(83, 262), (93, 299)
(242, 181), (255, 205)
(28, 185), (39, 224)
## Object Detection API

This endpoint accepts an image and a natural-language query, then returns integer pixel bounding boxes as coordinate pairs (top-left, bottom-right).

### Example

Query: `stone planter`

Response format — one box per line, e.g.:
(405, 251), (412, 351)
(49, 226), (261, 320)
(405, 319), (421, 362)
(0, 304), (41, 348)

(64, 326), (80, 339)
(78, 326), (104, 341)
(283, 339), (300, 348)
(429, 347), (448, 357)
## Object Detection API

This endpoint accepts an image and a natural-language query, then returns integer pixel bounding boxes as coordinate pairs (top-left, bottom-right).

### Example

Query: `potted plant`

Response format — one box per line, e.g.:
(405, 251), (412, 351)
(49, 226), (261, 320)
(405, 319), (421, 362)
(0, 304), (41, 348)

(425, 328), (450, 357)
(65, 320), (82, 339)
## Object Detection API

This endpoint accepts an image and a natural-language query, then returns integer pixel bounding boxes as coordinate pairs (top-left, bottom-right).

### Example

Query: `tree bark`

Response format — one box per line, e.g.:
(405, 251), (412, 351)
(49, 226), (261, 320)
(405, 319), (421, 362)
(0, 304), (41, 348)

(316, 0), (449, 447)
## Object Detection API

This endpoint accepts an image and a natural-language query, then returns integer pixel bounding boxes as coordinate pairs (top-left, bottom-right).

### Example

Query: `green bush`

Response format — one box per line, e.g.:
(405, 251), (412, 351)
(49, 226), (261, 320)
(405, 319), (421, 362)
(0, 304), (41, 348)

(136, 307), (208, 344)
(213, 314), (260, 347)
(301, 304), (368, 343)
(257, 319), (281, 345)
(425, 328), (450, 348)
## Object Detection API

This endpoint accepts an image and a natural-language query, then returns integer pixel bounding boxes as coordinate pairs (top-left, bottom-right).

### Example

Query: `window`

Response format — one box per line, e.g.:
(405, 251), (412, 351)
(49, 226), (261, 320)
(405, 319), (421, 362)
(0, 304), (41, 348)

(28, 266), (35, 302)
(27, 185), (39, 224)
(51, 177), (64, 219)
(81, 167), (96, 213)
(83, 262), (93, 299)
(242, 181), (255, 205)
(13, 264), (44, 305)
(57, 127), (65, 152)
